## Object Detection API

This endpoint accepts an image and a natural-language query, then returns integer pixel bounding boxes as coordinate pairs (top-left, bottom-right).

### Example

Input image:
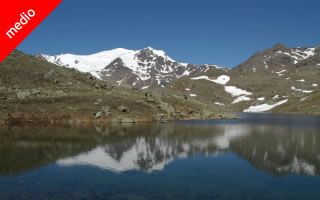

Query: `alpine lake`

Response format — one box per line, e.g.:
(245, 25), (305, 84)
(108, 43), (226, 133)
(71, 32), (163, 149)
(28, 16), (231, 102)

(1, 113), (320, 200)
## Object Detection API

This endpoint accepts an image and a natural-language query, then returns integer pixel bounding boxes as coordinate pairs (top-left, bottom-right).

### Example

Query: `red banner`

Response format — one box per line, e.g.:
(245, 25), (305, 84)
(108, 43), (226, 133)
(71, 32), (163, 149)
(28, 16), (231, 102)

(0, 0), (62, 62)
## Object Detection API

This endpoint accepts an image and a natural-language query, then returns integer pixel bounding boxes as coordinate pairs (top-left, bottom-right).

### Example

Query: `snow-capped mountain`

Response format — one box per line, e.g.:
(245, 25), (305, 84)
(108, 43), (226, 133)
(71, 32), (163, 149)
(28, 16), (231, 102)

(40, 47), (227, 89)
(233, 44), (319, 73)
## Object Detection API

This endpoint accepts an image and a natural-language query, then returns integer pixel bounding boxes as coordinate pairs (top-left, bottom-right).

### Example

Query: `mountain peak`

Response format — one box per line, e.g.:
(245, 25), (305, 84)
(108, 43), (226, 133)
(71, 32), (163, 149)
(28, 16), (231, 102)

(138, 47), (175, 62)
(271, 43), (289, 51)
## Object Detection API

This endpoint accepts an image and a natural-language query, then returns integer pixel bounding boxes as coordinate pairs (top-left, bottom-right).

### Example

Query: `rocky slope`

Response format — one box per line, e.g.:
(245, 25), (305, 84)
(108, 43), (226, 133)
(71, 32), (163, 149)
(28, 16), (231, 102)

(169, 44), (320, 115)
(233, 43), (320, 73)
(0, 50), (233, 124)
(40, 47), (227, 89)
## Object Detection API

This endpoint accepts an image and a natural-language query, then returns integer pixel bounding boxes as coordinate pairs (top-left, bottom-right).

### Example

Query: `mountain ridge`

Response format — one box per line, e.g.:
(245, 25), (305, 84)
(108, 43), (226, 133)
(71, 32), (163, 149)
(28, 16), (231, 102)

(39, 47), (228, 89)
(233, 43), (320, 73)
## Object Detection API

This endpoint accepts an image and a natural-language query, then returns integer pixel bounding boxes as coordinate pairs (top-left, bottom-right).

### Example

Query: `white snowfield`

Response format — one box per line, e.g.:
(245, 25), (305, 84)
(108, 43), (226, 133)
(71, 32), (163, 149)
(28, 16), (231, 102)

(42, 47), (176, 81)
(244, 99), (288, 113)
(214, 102), (225, 106)
(232, 96), (251, 104)
(190, 94), (197, 97)
(42, 48), (144, 73)
(185, 88), (191, 91)
(312, 84), (318, 87)
(257, 97), (265, 101)
(191, 75), (230, 85)
(224, 86), (252, 97)
(296, 79), (305, 82)
(291, 87), (313, 93)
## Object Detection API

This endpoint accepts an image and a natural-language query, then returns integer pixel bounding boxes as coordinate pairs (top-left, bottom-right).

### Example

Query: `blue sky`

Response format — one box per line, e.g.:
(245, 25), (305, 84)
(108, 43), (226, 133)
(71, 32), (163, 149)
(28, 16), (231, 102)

(18, 0), (320, 68)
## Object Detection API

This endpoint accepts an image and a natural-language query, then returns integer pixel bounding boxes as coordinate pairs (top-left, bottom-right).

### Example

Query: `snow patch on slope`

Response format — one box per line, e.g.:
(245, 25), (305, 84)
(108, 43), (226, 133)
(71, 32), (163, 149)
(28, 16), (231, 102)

(291, 87), (313, 94)
(191, 75), (230, 85)
(232, 96), (251, 104)
(224, 86), (252, 97)
(276, 47), (316, 62)
(244, 99), (288, 112)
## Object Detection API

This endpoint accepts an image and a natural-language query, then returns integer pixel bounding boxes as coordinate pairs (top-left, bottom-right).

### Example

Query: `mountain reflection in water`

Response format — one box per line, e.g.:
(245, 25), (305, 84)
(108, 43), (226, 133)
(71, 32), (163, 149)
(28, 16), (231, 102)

(1, 113), (320, 177)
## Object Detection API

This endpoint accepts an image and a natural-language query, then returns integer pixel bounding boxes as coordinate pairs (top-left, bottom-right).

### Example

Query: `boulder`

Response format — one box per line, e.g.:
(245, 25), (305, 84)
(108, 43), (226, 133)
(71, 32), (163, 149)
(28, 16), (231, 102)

(201, 110), (211, 119)
(31, 89), (41, 95)
(100, 84), (113, 90)
(145, 92), (152, 97)
(106, 85), (114, 90)
(187, 108), (194, 114)
(184, 94), (188, 100)
(103, 106), (112, 116)
(132, 87), (139, 91)
(94, 84), (101, 89)
(118, 106), (129, 112)
(146, 98), (155, 102)
(0, 87), (7, 92)
(121, 118), (136, 123)
(16, 91), (31, 99)
(55, 90), (65, 96)
(95, 111), (103, 119)
(157, 100), (175, 115)
(219, 113), (238, 119)
(87, 74), (94, 80)
(153, 113), (170, 121)
(0, 94), (7, 100)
